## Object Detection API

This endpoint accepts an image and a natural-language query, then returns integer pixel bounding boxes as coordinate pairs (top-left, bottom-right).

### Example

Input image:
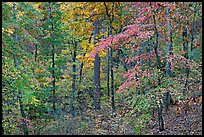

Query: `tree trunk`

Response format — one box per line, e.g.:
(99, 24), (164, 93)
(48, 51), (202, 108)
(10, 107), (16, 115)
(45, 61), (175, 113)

(107, 47), (110, 98)
(183, 25), (189, 96)
(77, 33), (93, 112)
(70, 40), (77, 116)
(166, 2), (172, 77)
(48, 3), (56, 113)
(107, 26), (110, 98)
(110, 47), (115, 113)
(165, 90), (171, 112)
(147, 36), (152, 89)
(34, 44), (37, 62)
(93, 20), (101, 110)
(105, 2), (116, 113)
(151, 2), (161, 85)
(190, 2), (197, 51)
(141, 41), (145, 94)
(158, 100), (164, 131)
(13, 3), (29, 135)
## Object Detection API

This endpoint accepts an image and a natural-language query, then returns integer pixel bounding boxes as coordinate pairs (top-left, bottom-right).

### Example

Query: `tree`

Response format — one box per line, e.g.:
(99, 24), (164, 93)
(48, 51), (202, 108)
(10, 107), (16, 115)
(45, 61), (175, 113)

(190, 2), (197, 51)
(48, 2), (56, 113)
(93, 20), (101, 110)
(104, 2), (115, 114)
(165, 2), (172, 77)
(12, 2), (29, 135)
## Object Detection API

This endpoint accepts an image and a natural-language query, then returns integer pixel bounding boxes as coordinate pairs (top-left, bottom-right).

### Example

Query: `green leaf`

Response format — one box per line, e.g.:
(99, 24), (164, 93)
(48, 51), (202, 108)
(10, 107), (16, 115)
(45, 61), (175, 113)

(134, 125), (140, 135)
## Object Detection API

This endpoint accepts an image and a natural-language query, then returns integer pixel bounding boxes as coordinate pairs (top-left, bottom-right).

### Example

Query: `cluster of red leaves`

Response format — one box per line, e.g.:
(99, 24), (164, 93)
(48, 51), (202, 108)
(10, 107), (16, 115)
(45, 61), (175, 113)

(126, 49), (163, 65)
(89, 2), (157, 59)
(90, 2), (175, 94)
(116, 65), (141, 93)
(124, 65), (141, 80)
(126, 50), (156, 64)
(116, 80), (140, 93)
(89, 36), (113, 58)
(89, 25), (153, 59)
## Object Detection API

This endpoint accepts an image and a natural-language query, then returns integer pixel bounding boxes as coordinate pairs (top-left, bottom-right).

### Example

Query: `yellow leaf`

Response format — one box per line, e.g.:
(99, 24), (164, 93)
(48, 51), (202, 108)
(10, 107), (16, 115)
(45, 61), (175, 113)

(76, 55), (83, 61)
(88, 43), (95, 52)
(85, 53), (90, 58)
(98, 50), (107, 57)
(62, 49), (69, 54)
(7, 28), (15, 34)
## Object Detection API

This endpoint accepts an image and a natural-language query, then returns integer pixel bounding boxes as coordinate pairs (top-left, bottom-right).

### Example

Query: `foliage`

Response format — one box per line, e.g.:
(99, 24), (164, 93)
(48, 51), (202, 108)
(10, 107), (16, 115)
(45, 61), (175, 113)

(2, 2), (202, 135)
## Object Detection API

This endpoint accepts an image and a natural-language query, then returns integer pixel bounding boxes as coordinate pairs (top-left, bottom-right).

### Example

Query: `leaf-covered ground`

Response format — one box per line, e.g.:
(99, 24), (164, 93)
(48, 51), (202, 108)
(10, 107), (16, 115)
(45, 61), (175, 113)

(27, 65), (202, 135)
(148, 98), (202, 135)
(31, 91), (201, 135)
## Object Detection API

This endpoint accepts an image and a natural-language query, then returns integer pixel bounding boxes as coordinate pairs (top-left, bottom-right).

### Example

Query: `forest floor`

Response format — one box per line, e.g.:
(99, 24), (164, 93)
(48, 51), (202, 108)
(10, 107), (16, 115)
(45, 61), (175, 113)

(39, 91), (202, 135)
(84, 90), (202, 135)
(30, 74), (202, 135)
(146, 78), (202, 135)
(89, 97), (202, 135)
(149, 99), (202, 135)
(69, 79), (202, 135)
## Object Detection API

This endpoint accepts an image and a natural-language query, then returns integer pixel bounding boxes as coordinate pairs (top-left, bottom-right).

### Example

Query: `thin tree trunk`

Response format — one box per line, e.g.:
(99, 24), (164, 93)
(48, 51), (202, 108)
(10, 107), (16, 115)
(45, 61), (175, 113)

(105, 2), (110, 99)
(107, 50), (110, 98)
(77, 33), (93, 112)
(34, 44), (37, 62)
(166, 2), (172, 77)
(110, 47), (115, 113)
(70, 40), (77, 116)
(141, 41), (145, 94)
(78, 59), (84, 113)
(190, 2), (197, 51)
(93, 20), (101, 110)
(183, 24), (189, 96)
(158, 100), (164, 131)
(48, 3), (56, 113)
(104, 2), (115, 113)
(147, 36), (152, 89)
(109, 23), (115, 113)
(79, 61), (84, 83)
(13, 3), (29, 135)
(151, 2), (161, 85)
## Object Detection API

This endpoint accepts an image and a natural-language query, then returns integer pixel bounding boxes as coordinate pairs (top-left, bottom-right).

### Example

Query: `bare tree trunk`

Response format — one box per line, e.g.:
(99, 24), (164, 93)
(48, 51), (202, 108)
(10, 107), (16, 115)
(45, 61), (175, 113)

(107, 48), (110, 98)
(48, 2), (56, 113)
(110, 46), (115, 113)
(93, 20), (101, 110)
(104, 2), (115, 113)
(151, 2), (161, 85)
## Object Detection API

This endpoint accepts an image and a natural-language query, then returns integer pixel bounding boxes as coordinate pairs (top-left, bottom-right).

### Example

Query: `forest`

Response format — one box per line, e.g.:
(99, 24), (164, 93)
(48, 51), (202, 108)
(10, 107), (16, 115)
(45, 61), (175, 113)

(2, 2), (202, 135)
